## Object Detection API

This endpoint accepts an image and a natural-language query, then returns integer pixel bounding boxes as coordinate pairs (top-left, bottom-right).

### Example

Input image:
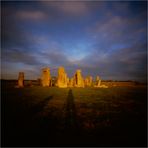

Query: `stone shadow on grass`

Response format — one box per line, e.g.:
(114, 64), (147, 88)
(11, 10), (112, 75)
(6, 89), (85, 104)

(29, 95), (53, 115)
(65, 89), (78, 133)
(2, 95), (53, 147)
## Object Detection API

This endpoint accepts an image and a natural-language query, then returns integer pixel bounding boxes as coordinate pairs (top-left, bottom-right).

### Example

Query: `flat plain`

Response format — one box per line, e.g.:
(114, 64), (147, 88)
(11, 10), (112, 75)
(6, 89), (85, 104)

(1, 80), (147, 147)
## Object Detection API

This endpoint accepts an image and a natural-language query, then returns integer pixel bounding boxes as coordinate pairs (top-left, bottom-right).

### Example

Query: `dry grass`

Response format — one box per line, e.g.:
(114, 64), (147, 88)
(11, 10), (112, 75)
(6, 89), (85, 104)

(1, 80), (147, 147)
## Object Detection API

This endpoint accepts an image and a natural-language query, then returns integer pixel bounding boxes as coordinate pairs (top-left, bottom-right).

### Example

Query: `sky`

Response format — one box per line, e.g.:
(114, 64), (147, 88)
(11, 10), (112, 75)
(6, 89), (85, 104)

(1, 1), (147, 81)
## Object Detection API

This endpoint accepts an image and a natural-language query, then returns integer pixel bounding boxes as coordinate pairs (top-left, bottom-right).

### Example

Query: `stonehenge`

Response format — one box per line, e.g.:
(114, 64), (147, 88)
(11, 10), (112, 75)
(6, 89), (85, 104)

(85, 76), (93, 87)
(94, 76), (101, 87)
(57, 66), (68, 88)
(41, 68), (51, 87)
(73, 69), (84, 87)
(16, 66), (108, 88)
(18, 72), (24, 87)
(94, 76), (108, 88)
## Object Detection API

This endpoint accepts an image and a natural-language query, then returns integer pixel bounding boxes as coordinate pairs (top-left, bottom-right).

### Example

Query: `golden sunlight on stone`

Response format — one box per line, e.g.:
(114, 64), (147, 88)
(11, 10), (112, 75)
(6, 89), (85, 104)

(17, 72), (24, 87)
(57, 66), (68, 88)
(41, 68), (51, 87)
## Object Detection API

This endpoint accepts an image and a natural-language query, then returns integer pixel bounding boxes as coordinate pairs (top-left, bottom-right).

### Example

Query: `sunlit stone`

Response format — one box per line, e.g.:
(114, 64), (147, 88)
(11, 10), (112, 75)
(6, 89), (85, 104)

(18, 72), (24, 87)
(74, 69), (84, 87)
(67, 77), (70, 86)
(94, 76), (101, 87)
(41, 68), (50, 87)
(96, 76), (100, 81)
(57, 66), (67, 88)
(85, 76), (93, 86)
(94, 76), (108, 88)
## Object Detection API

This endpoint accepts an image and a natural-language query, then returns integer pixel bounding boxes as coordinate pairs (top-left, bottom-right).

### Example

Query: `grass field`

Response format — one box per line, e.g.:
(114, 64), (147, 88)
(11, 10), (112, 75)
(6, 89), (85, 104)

(1, 81), (147, 147)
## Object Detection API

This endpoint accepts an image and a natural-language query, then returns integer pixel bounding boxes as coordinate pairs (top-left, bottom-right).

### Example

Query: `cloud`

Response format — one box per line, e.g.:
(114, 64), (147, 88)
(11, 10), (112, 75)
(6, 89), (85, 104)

(2, 48), (44, 66)
(88, 6), (147, 48)
(1, 61), (43, 80)
(2, 8), (43, 49)
(15, 10), (48, 20)
(76, 43), (147, 81)
(1, 1), (147, 81)
(1, 48), (73, 79)
(41, 1), (90, 16)
(110, 1), (130, 14)
(57, 2), (89, 15)
(1, 42), (147, 81)
(40, 50), (69, 66)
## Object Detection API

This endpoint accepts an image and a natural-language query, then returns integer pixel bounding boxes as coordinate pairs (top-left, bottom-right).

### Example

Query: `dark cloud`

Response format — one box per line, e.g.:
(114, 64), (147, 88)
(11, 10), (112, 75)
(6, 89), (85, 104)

(2, 6), (30, 49)
(75, 43), (147, 81)
(88, 11), (147, 49)
(40, 1), (90, 16)
(16, 10), (48, 20)
(1, 1), (147, 81)
(39, 50), (69, 66)
(2, 48), (44, 66)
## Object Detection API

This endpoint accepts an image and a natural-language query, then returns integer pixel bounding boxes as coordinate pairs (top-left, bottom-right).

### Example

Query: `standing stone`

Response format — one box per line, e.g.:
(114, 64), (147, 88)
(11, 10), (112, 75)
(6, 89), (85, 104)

(67, 77), (70, 86)
(95, 75), (101, 87)
(85, 76), (93, 86)
(98, 79), (101, 86)
(50, 78), (53, 86)
(84, 77), (89, 86)
(74, 69), (84, 87)
(57, 66), (67, 88)
(41, 68), (50, 87)
(94, 76), (108, 88)
(96, 76), (100, 81)
(18, 72), (24, 87)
